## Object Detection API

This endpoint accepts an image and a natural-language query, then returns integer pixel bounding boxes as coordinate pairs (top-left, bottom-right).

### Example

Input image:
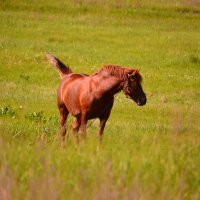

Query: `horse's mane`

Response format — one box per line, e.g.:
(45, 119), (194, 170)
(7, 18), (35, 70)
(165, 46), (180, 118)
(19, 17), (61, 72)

(98, 65), (142, 82)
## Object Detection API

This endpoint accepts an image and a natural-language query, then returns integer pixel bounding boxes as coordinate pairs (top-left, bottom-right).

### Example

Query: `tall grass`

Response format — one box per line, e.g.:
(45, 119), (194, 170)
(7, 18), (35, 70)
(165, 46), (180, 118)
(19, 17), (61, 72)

(0, 0), (200, 199)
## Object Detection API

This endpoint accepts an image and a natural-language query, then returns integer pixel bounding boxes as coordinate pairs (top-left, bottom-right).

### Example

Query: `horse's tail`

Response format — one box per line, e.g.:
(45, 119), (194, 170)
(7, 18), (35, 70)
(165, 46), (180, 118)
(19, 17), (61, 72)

(47, 53), (72, 79)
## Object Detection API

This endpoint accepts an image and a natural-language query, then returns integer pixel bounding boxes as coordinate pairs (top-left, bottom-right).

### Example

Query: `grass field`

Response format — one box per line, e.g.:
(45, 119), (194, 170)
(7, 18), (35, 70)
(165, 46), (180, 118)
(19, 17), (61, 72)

(0, 0), (200, 199)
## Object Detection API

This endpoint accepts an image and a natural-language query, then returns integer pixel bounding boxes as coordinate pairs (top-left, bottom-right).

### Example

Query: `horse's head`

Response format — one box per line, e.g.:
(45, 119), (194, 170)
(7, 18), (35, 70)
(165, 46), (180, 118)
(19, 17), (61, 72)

(123, 69), (146, 106)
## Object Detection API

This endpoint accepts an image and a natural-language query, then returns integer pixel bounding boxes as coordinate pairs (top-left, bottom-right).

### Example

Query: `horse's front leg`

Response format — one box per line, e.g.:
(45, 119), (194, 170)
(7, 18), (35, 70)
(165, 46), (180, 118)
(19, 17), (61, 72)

(80, 112), (87, 140)
(98, 118), (108, 142)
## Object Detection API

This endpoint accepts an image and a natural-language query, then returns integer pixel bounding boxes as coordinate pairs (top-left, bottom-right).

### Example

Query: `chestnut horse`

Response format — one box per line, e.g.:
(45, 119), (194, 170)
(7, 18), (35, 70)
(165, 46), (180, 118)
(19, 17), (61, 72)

(47, 53), (146, 140)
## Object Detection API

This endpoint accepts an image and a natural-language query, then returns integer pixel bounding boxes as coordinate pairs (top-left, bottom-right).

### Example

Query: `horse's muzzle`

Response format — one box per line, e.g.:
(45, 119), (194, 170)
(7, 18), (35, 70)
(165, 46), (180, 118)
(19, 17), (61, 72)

(137, 97), (147, 106)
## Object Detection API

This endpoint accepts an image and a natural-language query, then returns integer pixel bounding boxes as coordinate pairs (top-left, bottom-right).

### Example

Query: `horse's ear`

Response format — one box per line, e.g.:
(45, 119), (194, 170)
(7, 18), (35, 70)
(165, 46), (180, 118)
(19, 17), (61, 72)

(127, 70), (138, 78)
(127, 69), (142, 82)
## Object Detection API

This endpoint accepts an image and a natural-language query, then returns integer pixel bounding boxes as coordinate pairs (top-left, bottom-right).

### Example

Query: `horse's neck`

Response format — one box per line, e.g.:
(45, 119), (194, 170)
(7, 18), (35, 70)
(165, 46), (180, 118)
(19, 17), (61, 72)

(102, 69), (126, 89)
(93, 74), (125, 97)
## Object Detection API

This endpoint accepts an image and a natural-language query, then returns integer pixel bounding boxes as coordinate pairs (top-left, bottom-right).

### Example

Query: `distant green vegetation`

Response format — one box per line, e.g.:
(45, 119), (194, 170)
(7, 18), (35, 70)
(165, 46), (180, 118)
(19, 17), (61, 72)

(0, 1), (200, 199)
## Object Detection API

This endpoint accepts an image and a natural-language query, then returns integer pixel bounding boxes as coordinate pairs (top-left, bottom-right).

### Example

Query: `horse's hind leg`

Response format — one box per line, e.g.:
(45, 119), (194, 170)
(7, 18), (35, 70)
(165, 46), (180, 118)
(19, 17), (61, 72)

(72, 117), (81, 135)
(59, 105), (69, 140)
(71, 117), (81, 145)
(80, 112), (87, 140)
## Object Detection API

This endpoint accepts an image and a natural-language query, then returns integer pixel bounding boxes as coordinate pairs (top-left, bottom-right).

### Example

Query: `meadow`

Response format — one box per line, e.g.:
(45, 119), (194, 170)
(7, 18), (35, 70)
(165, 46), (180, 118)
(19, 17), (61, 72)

(0, 0), (200, 199)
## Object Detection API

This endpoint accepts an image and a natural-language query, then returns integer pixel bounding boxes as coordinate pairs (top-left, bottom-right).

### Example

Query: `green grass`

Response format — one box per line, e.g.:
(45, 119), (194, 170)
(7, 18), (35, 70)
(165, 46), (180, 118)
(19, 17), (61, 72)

(0, 0), (200, 199)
